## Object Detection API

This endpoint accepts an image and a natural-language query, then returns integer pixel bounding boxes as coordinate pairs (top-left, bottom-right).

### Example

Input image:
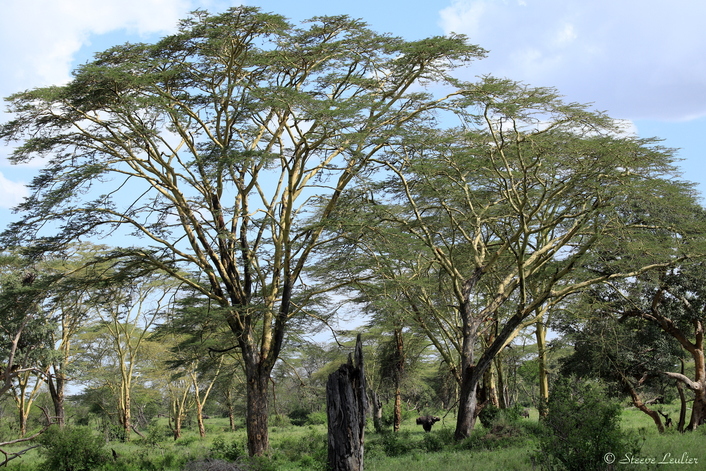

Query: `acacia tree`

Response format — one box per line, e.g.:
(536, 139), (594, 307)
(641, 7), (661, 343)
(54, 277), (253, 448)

(319, 77), (702, 439)
(561, 310), (682, 433)
(0, 7), (483, 455)
(613, 263), (706, 430)
(0, 255), (53, 399)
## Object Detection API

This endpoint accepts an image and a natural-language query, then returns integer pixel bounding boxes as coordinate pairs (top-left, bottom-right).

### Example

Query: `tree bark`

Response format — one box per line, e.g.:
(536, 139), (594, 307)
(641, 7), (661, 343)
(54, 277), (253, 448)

(370, 390), (384, 433)
(495, 356), (508, 409)
(455, 365), (480, 439)
(46, 368), (65, 428)
(678, 359), (687, 432)
(245, 368), (270, 457)
(393, 328), (404, 432)
(327, 334), (367, 471)
(624, 379), (664, 433)
(536, 320), (549, 417)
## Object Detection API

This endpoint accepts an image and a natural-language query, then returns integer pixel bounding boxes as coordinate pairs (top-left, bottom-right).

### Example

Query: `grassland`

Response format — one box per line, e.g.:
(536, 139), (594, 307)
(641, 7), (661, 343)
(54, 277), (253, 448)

(2, 404), (705, 470)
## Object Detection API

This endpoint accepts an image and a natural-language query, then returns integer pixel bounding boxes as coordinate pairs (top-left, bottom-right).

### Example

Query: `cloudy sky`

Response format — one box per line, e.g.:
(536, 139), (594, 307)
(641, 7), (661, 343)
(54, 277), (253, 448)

(1, 0), (705, 227)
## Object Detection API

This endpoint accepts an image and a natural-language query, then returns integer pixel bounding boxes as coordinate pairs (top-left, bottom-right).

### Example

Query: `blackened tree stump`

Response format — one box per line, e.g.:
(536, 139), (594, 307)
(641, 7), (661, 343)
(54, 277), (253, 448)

(327, 334), (368, 471)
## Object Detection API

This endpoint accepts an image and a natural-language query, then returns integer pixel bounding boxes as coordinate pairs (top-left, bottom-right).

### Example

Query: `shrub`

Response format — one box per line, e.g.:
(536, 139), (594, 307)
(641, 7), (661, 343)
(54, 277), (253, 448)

(478, 404), (500, 429)
(211, 436), (244, 462)
(36, 426), (109, 471)
(306, 411), (327, 426)
(269, 414), (291, 427)
(537, 376), (640, 471)
(370, 430), (419, 457)
(287, 407), (310, 426)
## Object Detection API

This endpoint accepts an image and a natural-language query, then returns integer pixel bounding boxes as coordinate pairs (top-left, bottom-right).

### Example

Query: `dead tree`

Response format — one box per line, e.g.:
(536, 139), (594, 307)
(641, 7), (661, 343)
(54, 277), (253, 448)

(327, 334), (367, 471)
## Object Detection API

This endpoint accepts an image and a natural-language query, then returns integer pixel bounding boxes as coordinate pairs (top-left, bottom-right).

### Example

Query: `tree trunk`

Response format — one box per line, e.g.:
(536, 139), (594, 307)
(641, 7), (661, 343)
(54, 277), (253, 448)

(393, 387), (402, 433)
(222, 388), (236, 431)
(483, 366), (499, 408)
(173, 414), (182, 440)
(245, 368), (270, 457)
(495, 356), (508, 409)
(678, 359), (687, 432)
(327, 334), (367, 471)
(196, 401), (206, 438)
(393, 327), (404, 432)
(688, 390), (706, 430)
(46, 368), (65, 428)
(455, 365), (480, 440)
(370, 390), (384, 433)
(121, 391), (131, 442)
(18, 408), (27, 438)
(624, 380), (664, 433)
(536, 320), (549, 417)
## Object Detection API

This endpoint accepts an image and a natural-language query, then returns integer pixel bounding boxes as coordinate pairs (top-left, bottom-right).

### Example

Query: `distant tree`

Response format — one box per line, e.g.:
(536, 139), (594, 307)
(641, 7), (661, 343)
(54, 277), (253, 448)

(0, 7), (483, 455)
(0, 254), (53, 398)
(73, 272), (173, 440)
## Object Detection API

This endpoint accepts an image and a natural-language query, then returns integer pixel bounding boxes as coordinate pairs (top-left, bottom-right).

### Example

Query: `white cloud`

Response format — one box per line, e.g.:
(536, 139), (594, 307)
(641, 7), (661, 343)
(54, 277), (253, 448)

(0, 172), (28, 209)
(439, 0), (706, 121)
(0, 0), (233, 168)
(0, 0), (232, 92)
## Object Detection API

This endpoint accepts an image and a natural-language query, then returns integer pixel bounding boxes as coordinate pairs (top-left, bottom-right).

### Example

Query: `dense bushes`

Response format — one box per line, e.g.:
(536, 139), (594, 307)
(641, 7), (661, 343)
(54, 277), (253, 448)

(537, 376), (641, 471)
(36, 426), (109, 471)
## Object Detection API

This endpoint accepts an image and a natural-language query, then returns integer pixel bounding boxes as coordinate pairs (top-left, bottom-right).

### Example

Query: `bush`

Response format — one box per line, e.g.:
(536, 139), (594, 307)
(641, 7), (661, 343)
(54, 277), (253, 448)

(36, 426), (109, 471)
(211, 436), (244, 462)
(287, 407), (310, 426)
(306, 411), (327, 426)
(370, 430), (419, 457)
(478, 404), (500, 429)
(537, 376), (640, 471)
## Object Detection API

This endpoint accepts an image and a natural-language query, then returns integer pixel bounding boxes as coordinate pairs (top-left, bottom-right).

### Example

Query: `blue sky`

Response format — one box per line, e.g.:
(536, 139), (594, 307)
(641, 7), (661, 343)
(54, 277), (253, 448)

(1, 0), (705, 229)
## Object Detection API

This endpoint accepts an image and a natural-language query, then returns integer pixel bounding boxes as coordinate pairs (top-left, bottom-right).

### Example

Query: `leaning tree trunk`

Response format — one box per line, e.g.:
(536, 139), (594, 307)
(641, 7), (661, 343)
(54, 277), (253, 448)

(327, 334), (367, 471)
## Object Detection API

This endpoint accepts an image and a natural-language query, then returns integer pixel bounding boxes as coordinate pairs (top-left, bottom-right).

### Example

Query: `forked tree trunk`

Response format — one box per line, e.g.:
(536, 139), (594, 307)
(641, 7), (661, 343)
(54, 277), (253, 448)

(327, 334), (367, 471)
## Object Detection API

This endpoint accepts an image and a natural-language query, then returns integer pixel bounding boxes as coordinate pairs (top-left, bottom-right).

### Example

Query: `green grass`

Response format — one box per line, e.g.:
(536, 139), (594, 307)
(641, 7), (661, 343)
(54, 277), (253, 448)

(2, 405), (706, 470)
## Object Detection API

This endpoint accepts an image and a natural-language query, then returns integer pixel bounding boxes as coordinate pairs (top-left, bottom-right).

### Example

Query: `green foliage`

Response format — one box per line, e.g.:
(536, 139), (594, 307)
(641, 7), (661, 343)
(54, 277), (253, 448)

(278, 407), (328, 428)
(286, 407), (309, 426)
(141, 421), (173, 447)
(210, 436), (244, 462)
(478, 404), (500, 429)
(537, 376), (640, 471)
(381, 402), (416, 427)
(370, 430), (419, 457)
(36, 426), (110, 471)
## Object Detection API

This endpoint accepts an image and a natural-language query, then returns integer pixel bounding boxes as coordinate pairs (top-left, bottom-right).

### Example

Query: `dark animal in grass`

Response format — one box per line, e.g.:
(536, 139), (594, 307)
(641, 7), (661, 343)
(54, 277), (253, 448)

(416, 415), (441, 432)
(521, 408), (530, 418)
